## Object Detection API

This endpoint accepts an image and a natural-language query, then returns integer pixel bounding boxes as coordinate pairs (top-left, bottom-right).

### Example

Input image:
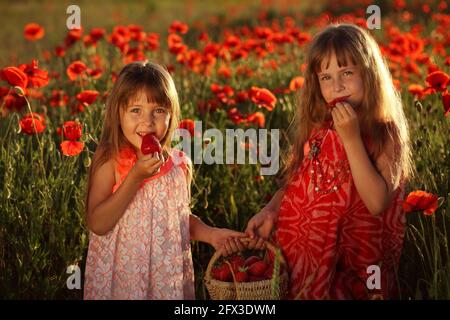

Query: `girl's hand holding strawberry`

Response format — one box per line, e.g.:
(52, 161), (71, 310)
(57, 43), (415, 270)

(129, 152), (165, 182)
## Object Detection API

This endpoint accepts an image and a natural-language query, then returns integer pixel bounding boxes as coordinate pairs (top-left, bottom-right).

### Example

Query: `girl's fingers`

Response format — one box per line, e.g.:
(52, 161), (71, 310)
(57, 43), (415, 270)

(255, 237), (266, 250)
(332, 104), (343, 121)
(227, 238), (239, 253)
(342, 103), (356, 118)
(223, 241), (232, 256)
(247, 238), (257, 250)
(234, 238), (245, 252)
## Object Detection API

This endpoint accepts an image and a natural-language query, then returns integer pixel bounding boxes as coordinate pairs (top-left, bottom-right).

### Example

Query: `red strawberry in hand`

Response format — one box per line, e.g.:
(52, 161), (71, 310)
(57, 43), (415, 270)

(141, 133), (161, 155)
(328, 95), (351, 109)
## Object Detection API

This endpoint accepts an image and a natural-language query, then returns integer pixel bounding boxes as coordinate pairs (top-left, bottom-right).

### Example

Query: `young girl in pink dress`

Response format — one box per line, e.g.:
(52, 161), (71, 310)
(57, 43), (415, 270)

(242, 24), (414, 299)
(83, 61), (244, 300)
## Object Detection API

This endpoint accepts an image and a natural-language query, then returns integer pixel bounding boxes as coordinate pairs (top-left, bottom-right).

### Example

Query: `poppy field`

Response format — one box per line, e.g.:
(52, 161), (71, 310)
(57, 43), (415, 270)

(0, 0), (449, 299)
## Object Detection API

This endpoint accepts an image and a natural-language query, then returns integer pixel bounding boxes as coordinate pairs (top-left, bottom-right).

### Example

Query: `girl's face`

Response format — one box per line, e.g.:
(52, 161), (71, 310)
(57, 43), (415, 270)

(317, 51), (364, 109)
(120, 89), (171, 156)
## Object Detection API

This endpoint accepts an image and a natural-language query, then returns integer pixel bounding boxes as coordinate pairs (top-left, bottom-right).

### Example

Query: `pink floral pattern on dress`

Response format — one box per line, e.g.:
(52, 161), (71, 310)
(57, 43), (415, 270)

(84, 148), (195, 300)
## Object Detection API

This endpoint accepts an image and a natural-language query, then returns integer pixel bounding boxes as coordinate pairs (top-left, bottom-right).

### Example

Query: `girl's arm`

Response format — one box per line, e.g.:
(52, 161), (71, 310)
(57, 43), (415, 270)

(86, 153), (164, 235)
(342, 135), (399, 216)
(86, 159), (141, 235)
(189, 214), (246, 251)
(332, 103), (400, 216)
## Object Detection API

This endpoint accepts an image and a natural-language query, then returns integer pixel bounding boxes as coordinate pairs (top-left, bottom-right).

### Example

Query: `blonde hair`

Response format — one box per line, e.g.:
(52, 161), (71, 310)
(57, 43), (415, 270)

(281, 23), (414, 188)
(85, 61), (191, 217)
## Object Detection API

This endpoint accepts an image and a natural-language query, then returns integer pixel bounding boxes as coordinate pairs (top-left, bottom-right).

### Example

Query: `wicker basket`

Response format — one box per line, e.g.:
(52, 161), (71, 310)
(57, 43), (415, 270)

(204, 238), (289, 300)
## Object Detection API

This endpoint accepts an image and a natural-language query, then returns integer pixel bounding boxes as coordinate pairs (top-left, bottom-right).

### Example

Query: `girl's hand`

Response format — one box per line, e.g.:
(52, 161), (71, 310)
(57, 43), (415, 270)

(209, 228), (247, 256)
(129, 152), (165, 182)
(331, 102), (361, 145)
(245, 207), (278, 250)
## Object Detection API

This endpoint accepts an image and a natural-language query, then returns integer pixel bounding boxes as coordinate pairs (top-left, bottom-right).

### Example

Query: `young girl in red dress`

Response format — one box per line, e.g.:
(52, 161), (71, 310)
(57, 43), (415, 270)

(240, 24), (414, 299)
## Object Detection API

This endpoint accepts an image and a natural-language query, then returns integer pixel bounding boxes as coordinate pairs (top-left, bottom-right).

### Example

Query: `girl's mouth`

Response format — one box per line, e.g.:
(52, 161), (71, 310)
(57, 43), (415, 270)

(328, 95), (351, 108)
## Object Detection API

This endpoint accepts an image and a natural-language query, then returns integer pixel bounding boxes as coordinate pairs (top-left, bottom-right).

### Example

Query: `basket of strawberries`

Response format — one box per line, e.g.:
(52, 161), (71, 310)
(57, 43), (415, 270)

(204, 238), (289, 300)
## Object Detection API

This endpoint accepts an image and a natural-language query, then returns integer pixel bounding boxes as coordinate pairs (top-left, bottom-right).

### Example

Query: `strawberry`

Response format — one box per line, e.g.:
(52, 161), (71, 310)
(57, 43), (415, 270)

(244, 255), (262, 268)
(327, 95), (351, 109)
(248, 261), (268, 277)
(141, 133), (161, 155)
(212, 266), (221, 280)
(216, 263), (232, 282)
(235, 270), (248, 282)
(228, 255), (245, 273)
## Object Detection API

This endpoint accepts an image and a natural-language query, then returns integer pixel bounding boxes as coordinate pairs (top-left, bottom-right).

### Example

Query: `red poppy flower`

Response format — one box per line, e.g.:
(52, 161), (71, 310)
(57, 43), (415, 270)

(0, 89), (26, 112)
(289, 76), (305, 92)
(178, 119), (195, 137)
(65, 28), (83, 47)
(443, 91), (450, 117)
(228, 107), (246, 125)
(211, 83), (234, 104)
(128, 24), (145, 42)
(425, 71), (449, 92)
(55, 46), (66, 57)
(402, 190), (439, 216)
(224, 34), (241, 48)
(66, 61), (87, 81)
(218, 65), (232, 78)
(24, 23), (45, 41)
(87, 68), (103, 79)
(60, 141), (84, 156)
(197, 99), (219, 114)
(89, 28), (106, 42)
(169, 20), (188, 34)
(1, 67), (28, 90)
(62, 121), (83, 141)
(247, 112), (265, 128)
(19, 113), (46, 135)
(49, 90), (69, 108)
(168, 34), (187, 55)
(254, 27), (273, 39)
(76, 90), (99, 106)
(18, 60), (49, 88)
(249, 86), (277, 111)
(408, 84), (426, 99)
(236, 91), (249, 103)
(199, 32), (209, 42)
(146, 33), (160, 51)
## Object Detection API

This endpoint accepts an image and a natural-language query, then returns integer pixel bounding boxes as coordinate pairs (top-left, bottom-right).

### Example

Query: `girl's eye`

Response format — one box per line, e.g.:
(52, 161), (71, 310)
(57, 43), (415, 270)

(130, 107), (140, 113)
(343, 71), (353, 76)
(155, 108), (166, 114)
(320, 75), (330, 81)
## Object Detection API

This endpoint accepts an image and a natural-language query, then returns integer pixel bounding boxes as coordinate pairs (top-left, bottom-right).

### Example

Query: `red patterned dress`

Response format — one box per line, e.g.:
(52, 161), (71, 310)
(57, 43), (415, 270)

(274, 121), (405, 300)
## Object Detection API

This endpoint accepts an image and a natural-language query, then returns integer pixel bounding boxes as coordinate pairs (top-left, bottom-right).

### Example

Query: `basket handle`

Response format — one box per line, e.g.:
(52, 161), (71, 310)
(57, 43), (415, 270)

(205, 237), (286, 282)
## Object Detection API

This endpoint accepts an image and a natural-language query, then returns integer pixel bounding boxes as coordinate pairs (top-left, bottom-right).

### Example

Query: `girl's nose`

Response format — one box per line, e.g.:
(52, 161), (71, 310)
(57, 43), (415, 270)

(333, 77), (345, 92)
(142, 111), (156, 125)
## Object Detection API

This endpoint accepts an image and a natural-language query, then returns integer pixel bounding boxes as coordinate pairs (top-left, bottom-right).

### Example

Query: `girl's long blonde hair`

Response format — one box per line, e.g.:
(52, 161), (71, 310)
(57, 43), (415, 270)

(85, 61), (186, 217)
(281, 23), (414, 188)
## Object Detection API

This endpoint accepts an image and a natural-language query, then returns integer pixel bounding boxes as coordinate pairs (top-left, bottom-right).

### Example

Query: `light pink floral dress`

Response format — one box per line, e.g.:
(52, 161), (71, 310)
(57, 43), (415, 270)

(84, 147), (195, 300)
